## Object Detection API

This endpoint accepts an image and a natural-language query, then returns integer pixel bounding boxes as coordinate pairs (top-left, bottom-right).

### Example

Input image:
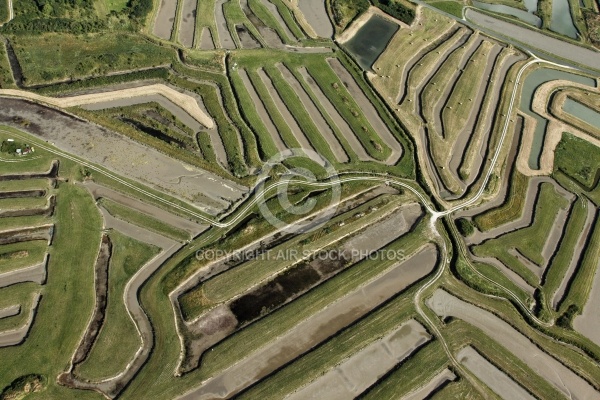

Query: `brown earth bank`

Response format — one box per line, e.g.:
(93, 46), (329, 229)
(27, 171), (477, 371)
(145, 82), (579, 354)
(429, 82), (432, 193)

(0, 225), (54, 246)
(0, 190), (45, 199)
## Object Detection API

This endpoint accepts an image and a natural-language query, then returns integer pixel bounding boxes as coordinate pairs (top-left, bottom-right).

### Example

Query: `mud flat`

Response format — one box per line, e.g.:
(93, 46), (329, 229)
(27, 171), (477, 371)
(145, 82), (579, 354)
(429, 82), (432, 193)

(199, 27), (215, 50)
(458, 346), (535, 400)
(177, 245), (438, 400)
(327, 58), (402, 165)
(466, 9), (600, 71)
(297, 0), (333, 37)
(297, 67), (372, 162)
(153, 0), (178, 40)
(0, 292), (41, 347)
(216, 0), (236, 49)
(276, 64), (348, 163)
(428, 289), (600, 399)
(257, 68), (314, 151)
(0, 304), (20, 319)
(552, 202), (597, 309)
(179, 0), (198, 48)
(83, 181), (207, 236)
(402, 368), (456, 400)
(0, 98), (247, 215)
(0, 253), (48, 288)
(237, 69), (287, 152)
(286, 319), (431, 399)
(574, 258), (600, 347)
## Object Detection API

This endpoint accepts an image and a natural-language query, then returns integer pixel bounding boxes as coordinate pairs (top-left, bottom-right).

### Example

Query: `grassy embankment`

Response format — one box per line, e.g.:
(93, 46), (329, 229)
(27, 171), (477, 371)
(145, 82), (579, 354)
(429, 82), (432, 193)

(74, 230), (160, 380)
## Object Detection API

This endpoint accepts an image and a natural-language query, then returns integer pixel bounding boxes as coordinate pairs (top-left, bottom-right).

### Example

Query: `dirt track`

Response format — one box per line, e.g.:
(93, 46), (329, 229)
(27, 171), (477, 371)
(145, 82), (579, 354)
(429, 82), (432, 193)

(0, 253), (48, 288)
(286, 319), (430, 399)
(428, 289), (600, 399)
(0, 292), (41, 347)
(458, 345), (535, 400)
(176, 244), (438, 399)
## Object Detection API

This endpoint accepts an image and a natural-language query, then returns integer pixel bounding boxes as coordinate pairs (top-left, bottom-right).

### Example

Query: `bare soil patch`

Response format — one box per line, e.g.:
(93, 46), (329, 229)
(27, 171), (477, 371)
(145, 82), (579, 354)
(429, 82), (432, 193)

(0, 189), (45, 199)
(200, 27), (216, 50)
(216, 0), (236, 49)
(0, 98), (246, 215)
(402, 368), (456, 400)
(297, 0), (333, 37)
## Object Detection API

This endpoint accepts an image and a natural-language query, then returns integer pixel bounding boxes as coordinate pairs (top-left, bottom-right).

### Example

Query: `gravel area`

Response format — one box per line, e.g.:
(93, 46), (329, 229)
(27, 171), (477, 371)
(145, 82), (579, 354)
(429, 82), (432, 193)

(286, 319), (431, 400)
(428, 289), (600, 399)
(177, 244), (438, 399)
(458, 345), (535, 400)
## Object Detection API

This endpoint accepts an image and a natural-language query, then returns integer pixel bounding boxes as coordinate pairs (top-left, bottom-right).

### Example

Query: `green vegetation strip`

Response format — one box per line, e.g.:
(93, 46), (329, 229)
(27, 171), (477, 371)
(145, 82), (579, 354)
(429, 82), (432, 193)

(474, 170), (528, 231)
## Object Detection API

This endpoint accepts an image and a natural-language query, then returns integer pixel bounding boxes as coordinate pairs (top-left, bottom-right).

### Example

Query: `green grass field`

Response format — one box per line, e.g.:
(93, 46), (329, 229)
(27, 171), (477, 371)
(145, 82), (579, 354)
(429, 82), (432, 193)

(429, 1), (464, 18)
(75, 230), (160, 380)
(12, 32), (174, 85)
(554, 132), (600, 189)
(473, 182), (570, 287)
